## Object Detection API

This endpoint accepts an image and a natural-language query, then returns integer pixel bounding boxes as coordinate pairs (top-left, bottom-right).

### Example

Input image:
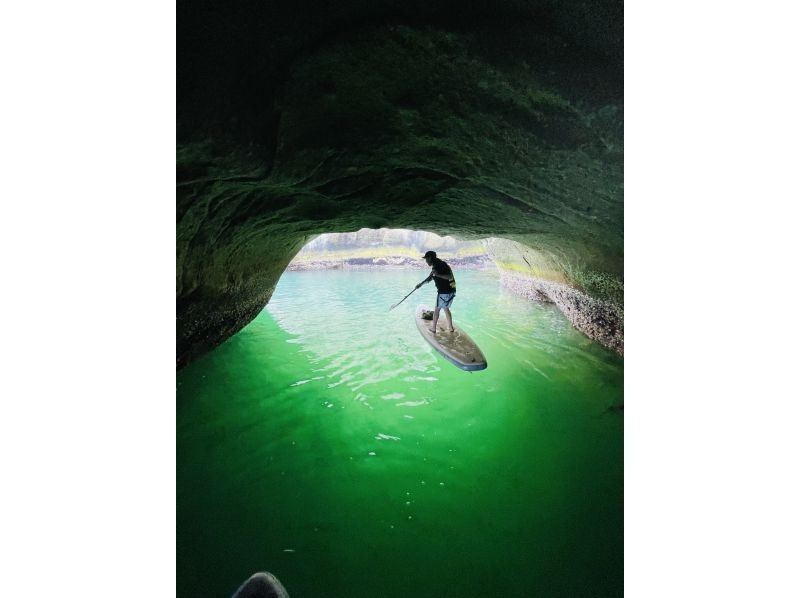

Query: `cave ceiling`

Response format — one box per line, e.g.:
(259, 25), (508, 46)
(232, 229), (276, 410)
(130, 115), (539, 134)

(177, 0), (623, 368)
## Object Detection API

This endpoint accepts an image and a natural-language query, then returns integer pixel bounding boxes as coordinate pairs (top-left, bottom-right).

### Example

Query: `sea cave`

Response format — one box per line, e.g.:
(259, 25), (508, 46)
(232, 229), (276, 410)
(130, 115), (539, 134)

(177, 1), (623, 596)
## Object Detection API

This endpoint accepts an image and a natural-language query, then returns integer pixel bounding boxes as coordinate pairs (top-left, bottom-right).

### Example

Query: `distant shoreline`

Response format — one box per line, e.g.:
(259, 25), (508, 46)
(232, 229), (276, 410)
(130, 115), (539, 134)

(286, 255), (496, 271)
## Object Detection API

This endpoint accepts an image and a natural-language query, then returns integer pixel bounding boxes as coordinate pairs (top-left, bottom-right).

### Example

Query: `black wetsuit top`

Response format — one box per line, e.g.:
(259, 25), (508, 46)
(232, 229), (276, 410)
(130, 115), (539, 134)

(425, 257), (456, 294)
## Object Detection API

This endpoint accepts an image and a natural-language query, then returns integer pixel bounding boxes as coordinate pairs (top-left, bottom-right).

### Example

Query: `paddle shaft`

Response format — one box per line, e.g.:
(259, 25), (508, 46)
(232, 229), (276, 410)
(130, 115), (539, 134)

(389, 284), (421, 311)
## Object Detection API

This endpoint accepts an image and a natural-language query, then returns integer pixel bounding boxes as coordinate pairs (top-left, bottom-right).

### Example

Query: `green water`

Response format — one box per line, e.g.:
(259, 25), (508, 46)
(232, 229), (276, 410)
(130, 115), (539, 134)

(177, 269), (623, 597)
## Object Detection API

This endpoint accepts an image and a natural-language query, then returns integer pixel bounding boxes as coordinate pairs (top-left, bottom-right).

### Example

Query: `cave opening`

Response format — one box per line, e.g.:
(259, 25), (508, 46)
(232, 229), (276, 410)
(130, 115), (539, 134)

(178, 229), (623, 597)
(176, 218), (622, 371)
(177, 227), (623, 598)
(177, 2), (624, 594)
(285, 228), (495, 272)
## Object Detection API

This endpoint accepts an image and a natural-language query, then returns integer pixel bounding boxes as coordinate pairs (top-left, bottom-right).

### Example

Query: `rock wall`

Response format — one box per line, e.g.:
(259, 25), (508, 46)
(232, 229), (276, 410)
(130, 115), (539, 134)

(177, 1), (623, 368)
(484, 236), (623, 354)
(500, 271), (623, 354)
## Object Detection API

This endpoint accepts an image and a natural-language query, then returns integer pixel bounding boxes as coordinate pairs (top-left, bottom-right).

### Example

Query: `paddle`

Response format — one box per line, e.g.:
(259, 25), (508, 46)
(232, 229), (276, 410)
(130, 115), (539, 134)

(389, 283), (421, 311)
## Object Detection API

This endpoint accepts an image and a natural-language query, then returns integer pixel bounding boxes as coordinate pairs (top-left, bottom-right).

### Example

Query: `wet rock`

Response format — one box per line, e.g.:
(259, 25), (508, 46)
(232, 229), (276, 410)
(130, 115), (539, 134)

(500, 271), (623, 355)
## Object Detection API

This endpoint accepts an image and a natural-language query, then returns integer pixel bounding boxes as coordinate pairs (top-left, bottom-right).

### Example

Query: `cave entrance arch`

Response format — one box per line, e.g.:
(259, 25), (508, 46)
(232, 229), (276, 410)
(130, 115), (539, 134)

(177, 220), (622, 369)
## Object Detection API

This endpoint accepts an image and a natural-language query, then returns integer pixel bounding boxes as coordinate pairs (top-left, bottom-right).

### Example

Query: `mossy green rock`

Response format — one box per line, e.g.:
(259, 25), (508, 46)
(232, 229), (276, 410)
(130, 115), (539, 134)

(177, 1), (623, 368)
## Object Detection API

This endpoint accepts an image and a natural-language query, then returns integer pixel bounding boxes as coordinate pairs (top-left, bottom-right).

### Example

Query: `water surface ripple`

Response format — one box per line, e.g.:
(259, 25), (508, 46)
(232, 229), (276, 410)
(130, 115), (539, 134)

(178, 269), (623, 598)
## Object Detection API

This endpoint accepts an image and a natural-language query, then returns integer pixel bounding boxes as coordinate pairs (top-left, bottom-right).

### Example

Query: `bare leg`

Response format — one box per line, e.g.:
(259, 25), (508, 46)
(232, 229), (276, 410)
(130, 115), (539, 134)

(443, 308), (454, 332)
(432, 306), (441, 333)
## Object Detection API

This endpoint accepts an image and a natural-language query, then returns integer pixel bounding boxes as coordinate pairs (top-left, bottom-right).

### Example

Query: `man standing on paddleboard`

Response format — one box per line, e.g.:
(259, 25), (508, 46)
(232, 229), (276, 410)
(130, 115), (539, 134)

(416, 250), (456, 334)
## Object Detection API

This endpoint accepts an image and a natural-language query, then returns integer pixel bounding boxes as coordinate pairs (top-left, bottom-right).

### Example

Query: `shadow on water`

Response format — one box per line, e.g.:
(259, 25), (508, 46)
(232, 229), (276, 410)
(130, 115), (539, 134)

(178, 269), (623, 598)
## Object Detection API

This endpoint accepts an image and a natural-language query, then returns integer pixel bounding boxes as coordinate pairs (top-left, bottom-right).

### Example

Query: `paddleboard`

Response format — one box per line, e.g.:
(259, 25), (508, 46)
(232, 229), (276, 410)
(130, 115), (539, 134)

(415, 304), (487, 371)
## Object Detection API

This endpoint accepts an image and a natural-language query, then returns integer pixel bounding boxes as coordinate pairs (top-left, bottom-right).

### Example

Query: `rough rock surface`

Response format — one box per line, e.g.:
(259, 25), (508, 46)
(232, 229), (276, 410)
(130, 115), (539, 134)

(177, 0), (623, 368)
(500, 272), (623, 354)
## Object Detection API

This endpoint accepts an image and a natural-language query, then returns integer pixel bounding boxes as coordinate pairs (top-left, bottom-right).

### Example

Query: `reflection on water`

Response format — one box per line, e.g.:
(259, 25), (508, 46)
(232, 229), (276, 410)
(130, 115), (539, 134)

(177, 269), (623, 598)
